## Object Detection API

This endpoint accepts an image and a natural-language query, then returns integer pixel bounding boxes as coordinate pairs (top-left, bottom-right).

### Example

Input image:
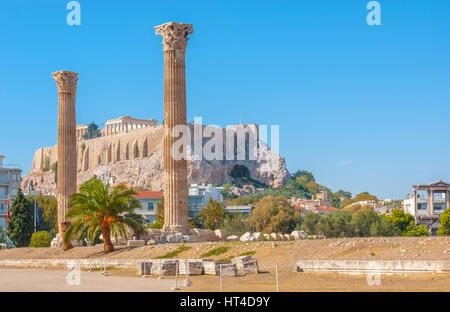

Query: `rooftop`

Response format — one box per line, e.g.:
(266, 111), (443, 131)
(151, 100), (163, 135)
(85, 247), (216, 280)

(133, 191), (163, 199)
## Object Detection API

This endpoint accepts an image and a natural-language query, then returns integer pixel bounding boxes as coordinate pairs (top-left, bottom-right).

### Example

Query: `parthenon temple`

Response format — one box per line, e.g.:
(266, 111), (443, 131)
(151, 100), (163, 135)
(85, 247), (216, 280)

(76, 115), (158, 141)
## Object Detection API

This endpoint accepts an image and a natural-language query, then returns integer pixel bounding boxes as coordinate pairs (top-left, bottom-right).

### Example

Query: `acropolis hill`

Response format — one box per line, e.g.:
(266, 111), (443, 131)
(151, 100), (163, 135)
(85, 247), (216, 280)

(22, 116), (290, 195)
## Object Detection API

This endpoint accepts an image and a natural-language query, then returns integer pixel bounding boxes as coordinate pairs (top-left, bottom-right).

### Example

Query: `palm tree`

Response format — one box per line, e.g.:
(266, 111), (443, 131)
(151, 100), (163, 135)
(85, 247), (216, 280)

(64, 179), (146, 253)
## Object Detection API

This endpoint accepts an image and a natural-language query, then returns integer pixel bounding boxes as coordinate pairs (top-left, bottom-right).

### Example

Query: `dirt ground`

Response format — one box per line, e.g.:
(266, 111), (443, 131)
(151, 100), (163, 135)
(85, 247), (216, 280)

(1, 237), (449, 267)
(1, 237), (449, 292)
(0, 267), (174, 292)
(182, 269), (450, 292)
(0, 266), (448, 292)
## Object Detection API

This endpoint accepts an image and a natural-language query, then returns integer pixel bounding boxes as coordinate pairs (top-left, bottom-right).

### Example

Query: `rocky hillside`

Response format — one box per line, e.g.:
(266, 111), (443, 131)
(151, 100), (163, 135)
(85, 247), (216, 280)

(22, 125), (290, 195)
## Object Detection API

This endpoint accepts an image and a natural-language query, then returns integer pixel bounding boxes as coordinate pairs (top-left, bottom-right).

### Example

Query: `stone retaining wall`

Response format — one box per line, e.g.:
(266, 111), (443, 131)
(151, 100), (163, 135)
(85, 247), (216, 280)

(295, 260), (450, 274)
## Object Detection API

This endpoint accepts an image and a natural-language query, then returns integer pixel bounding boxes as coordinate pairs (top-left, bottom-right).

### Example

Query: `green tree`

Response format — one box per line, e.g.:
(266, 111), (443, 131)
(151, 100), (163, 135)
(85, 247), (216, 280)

(26, 195), (58, 236)
(301, 212), (321, 234)
(386, 209), (415, 235)
(7, 189), (34, 247)
(318, 210), (354, 238)
(198, 198), (226, 230)
(83, 122), (101, 140)
(0, 227), (8, 245)
(369, 215), (396, 237)
(220, 212), (250, 235)
(29, 231), (52, 247)
(387, 209), (430, 236)
(148, 197), (164, 229)
(404, 224), (430, 237)
(249, 195), (299, 233)
(437, 208), (450, 236)
(64, 179), (146, 253)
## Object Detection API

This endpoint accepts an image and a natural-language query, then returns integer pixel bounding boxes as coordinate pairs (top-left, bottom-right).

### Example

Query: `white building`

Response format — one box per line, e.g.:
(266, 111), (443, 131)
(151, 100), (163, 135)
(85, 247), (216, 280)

(0, 153), (22, 243)
(188, 184), (223, 217)
(403, 180), (450, 234)
(225, 204), (254, 215)
(133, 184), (225, 223)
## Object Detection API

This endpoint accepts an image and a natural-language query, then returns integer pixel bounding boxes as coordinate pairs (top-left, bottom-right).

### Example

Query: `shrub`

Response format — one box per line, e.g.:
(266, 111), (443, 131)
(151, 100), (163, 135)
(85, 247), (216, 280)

(29, 231), (52, 247)
(156, 245), (191, 259)
(437, 209), (450, 236)
(200, 246), (229, 258)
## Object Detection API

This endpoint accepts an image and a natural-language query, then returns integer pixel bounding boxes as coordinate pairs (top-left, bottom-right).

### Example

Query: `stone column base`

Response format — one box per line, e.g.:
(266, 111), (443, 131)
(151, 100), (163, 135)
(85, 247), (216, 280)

(162, 225), (191, 235)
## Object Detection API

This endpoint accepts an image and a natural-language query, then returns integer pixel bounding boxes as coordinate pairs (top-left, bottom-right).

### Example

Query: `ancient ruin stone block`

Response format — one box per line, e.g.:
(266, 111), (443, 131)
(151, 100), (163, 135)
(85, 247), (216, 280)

(291, 230), (307, 239)
(127, 240), (145, 246)
(179, 260), (203, 275)
(203, 260), (220, 275)
(240, 232), (251, 241)
(151, 260), (178, 276)
(253, 232), (263, 241)
(137, 261), (153, 276)
(227, 235), (239, 242)
(215, 229), (227, 241)
(243, 260), (259, 274)
(219, 264), (238, 277)
(232, 256), (253, 270)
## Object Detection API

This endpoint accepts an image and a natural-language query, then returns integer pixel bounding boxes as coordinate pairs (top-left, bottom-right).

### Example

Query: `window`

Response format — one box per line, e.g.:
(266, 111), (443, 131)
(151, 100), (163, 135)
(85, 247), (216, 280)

(0, 187), (7, 199)
(0, 174), (7, 184)
(418, 203), (427, 210)
(147, 202), (154, 211)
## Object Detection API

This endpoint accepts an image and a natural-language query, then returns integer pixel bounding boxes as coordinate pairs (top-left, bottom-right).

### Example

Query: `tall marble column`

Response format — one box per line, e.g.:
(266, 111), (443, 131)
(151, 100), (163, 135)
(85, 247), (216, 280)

(428, 190), (434, 216)
(155, 22), (193, 234)
(447, 190), (450, 209)
(52, 70), (78, 250)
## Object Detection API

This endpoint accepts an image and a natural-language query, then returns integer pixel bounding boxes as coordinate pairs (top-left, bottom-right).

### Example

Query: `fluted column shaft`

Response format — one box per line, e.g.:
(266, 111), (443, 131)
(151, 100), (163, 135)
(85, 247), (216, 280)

(156, 22), (193, 234)
(53, 71), (78, 235)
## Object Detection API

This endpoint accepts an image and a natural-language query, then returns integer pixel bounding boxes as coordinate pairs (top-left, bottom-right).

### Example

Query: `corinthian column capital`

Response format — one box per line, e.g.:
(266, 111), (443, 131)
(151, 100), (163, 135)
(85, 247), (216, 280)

(155, 22), (194, 52)
(52, 70), (79, 93)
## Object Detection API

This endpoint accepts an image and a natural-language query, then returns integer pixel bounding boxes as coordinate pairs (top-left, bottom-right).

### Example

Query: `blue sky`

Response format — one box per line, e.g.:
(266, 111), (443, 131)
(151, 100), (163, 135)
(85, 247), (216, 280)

(1, 0), (449, 199)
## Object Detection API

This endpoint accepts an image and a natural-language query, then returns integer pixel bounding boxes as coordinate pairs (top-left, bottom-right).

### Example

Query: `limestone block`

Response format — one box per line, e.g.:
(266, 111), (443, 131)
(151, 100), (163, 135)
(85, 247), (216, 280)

(137, 261), (153, 276)
(147, 239), (156, 245)
(240, 232), (251, 242)
(263, 234), (271, 240)
(178, 260), (203, 275)
(166, 235), (181, 243)
(186, 235), (199, 243)
(276, 234), (284, 241)
(127, 240), (145, 246)
(227, 235), (239, 242)
(243, 260), (259, 274)
(270, 233), (278, 240)
(219, 264), (238, 277)
(232, 256), (252, 270)
(203, 260), (221, 275)
(253, 232), (263, 241)
(284, 234), (291, 240)
(291, 230), (308, 240)
(151, 260), (178, 276)
(215, 229), (227, 241)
